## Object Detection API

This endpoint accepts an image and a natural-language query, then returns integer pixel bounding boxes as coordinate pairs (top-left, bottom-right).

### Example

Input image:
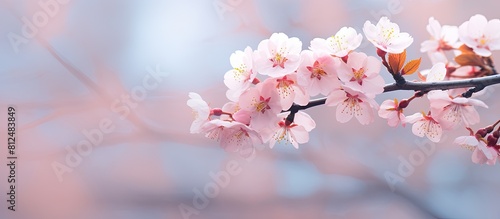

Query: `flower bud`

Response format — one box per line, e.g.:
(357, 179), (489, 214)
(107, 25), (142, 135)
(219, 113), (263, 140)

(478, 126), (495, 138)
(376, 48), (387, 58)
(211, 108), (223, 116)
(494, 131), (500, 139)
(398, 99), (410, 109)
(487, 135), (499, 146)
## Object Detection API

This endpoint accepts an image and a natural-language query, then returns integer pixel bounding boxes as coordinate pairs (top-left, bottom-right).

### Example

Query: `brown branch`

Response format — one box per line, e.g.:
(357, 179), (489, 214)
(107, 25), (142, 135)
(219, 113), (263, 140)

(285, 74), (500, 121)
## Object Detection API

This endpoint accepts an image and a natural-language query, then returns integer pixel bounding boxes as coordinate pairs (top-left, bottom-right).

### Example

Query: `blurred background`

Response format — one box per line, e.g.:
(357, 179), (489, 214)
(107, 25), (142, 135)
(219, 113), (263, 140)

(1, 0), (500, 218)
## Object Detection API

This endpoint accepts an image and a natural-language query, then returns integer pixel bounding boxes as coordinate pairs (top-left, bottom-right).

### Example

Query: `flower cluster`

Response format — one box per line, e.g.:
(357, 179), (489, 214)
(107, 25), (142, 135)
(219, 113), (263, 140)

(188, 15), (500, 165)
(454, 125), (500, 165)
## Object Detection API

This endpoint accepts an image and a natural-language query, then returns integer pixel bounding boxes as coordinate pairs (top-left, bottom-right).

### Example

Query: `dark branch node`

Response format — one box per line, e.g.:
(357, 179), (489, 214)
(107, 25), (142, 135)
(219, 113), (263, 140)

(393, 74), (407, 85)
(462, 84), (485, 98)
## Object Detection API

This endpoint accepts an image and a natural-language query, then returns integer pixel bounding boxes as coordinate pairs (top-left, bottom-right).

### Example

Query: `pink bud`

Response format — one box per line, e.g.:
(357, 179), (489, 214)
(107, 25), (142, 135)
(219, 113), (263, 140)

(211, 108), (223, 116)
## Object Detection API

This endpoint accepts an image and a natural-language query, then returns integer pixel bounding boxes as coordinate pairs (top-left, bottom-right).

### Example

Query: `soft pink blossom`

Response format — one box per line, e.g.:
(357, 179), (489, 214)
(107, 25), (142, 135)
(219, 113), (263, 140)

(309, 27), (363, 57)
(224, 47), (257, 102)
(239, 80), (282, 129)
(363, 17), (413, 53)
(264, 112), (316, 149)
(254, 33), (302, 77)
(187, 92), (210, 133)
(297, 50), (342, 96)
(378, 99), (405, 127)
(220, 122), (263, 157)
(201, 119), (232, 141)
(325, 86), (379, 125)
(454, 135), (498, 165)
(337, 52), (384, 97)
(421, 17), (460, 53)
(265, 75), (310, 111)
(459, 14), (500, 57)
(405, 112), (442, 143)
(428, 90), (488, 129)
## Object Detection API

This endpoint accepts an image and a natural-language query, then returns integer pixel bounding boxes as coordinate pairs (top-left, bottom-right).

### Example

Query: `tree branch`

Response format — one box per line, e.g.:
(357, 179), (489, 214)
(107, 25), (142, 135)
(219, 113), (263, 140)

(285, 74), (500, 120)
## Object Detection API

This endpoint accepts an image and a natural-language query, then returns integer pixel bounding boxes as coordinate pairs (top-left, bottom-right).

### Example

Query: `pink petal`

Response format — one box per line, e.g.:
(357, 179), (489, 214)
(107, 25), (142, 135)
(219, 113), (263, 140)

(290, 126), (309, 146)
(405, 113), (423, 124)
(325, 89), (347, 106)
(363, 56), (382, 77)
(454, 136), (478, 147)
(336, 98), (355, 123)
(355, 101), (375, 125)
(411, 120), (427, 138)
(294, 112), (316, 132)
(467, 15), (487, 39)
(346, 52), (366, 71)
(293, 86), (310, 106)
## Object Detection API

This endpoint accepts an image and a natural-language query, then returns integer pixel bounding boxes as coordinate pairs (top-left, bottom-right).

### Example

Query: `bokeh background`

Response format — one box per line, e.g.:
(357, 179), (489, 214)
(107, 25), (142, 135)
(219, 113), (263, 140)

(1, 0), (500, 218)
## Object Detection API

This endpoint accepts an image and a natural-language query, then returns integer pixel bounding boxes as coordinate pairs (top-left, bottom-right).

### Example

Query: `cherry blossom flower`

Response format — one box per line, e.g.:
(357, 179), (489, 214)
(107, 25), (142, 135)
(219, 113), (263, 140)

(220, 122), (263, 157)
(421, 17), (460, 53)
(428, 90), (488, 129)
(337, 52), (384, 97)
(254, 33), (302, 78)
(363, 17), (413, 54)
(454, 135), (498, 165)
(201, 119), (233, 141)
(458, 14), (500, 57)
(265, 75), (309, 111)
(325, 86), (379, 125)
(405, 112), (442, 143)
(262, 112), (316, 149)
(239, 80), (282, 129)
(187, 92), (211, 134)
(224, 47), (257, 102)
(378, 99), (406, 127)
(297, 50), (342, 96)
(309, 27), (363, 57)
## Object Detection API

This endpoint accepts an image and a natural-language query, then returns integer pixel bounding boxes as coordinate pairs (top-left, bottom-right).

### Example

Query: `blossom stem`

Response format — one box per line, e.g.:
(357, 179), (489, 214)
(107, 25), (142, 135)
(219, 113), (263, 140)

(491, 119), (500, 130)
(284, 74), (500, 122)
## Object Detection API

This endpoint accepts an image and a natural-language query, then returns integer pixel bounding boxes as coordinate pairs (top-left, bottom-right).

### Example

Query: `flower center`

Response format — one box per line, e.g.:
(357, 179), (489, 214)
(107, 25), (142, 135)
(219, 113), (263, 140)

(254, 96), (271, 113)
(382, 28), (396, 40)
(307, 61), (327, 80)
(276, 76), (295, 98)
(271, 53), (288, 68)
(232, 64), (250, 82)
(234, 128), (249, 139)
(478, 36), (488, 47)
(351, 68), (367, 85)
(329, 35), (347, 51)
